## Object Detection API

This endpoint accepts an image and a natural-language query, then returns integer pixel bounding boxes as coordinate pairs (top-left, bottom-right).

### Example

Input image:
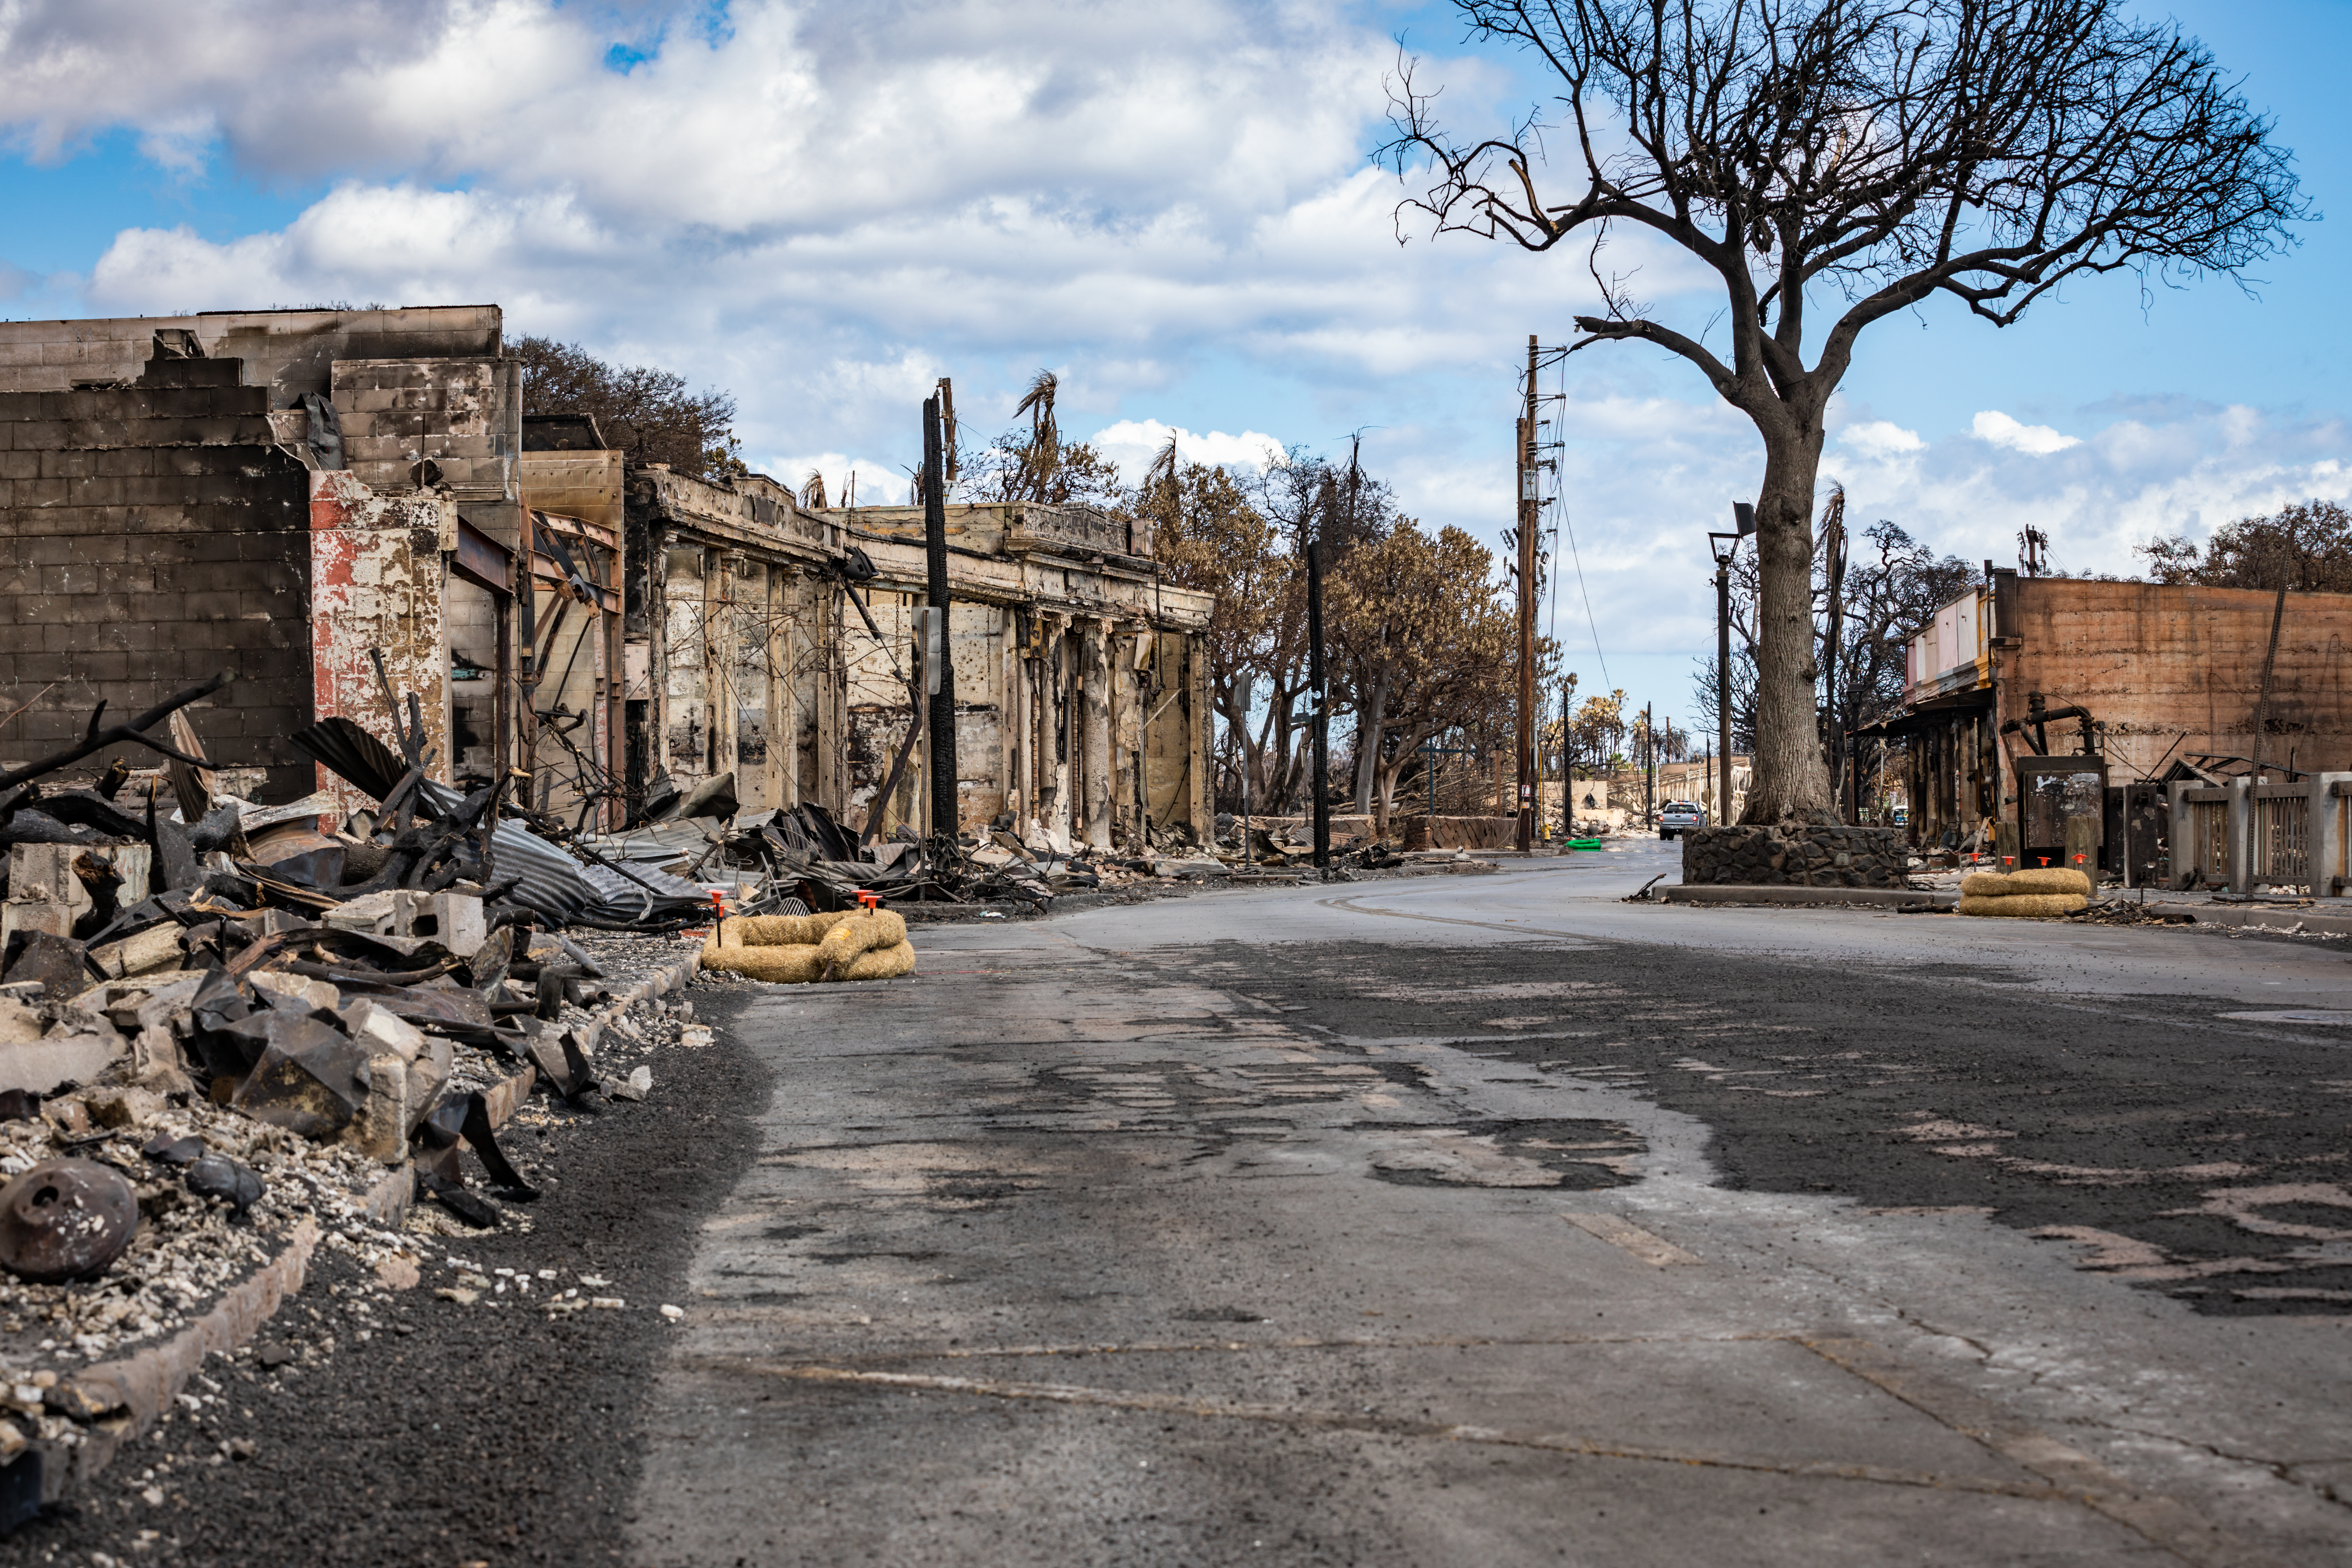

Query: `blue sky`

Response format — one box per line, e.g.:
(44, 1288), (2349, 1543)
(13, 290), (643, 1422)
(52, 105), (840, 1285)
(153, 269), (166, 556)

(0, 0), (2341, 735)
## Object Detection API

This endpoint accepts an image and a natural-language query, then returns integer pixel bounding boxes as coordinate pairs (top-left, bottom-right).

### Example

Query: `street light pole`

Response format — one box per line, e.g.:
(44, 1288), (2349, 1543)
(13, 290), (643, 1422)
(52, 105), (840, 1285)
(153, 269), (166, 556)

(1708, 503), (1756, 826)
(1715, 559), (1730, 821)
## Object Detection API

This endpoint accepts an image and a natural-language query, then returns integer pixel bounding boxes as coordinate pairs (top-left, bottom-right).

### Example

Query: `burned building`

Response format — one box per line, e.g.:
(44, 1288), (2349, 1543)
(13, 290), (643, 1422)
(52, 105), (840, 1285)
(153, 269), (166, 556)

(0, 306), (1214, 854)
(626, 483), (1214, 849)
(1864, 568), (2352, 868)
(0, 307), (519, 804)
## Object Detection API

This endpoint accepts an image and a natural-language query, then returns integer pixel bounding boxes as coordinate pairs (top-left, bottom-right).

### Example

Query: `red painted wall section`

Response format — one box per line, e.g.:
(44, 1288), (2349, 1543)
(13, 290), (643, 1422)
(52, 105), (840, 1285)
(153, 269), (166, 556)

(308, 469), (455, 819)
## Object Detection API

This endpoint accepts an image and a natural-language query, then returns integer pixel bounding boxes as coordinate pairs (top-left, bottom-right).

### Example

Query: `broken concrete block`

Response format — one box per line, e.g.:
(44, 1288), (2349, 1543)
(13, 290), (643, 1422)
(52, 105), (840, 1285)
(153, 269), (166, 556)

(0, 902), (74, 945)
(228, 1017), (366, 1140)
(6, 846), (91, 923)
(130, 975), (203, 1035)
(425, 891), (485, 957)
(340, 997), (426, 1062)
(88, 923), (183, 980)
(405, 1036), (451, 1133)
(323, 890), (399, 936)
(0, 1022), (128, 1097)
(250, 970), (340, 1015)
(351, 1051), (408, 1163)
(102, 844), (152, 906)
(0, 1002), (38, 1049)
(82, 1087), (163, 1129)
(128, 1023), (191, 1095)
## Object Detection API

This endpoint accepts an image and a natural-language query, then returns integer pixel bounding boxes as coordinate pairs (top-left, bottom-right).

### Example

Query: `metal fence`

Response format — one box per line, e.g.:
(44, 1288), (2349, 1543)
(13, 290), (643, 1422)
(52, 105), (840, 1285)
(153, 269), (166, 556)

(2166, 774), (2352, 895)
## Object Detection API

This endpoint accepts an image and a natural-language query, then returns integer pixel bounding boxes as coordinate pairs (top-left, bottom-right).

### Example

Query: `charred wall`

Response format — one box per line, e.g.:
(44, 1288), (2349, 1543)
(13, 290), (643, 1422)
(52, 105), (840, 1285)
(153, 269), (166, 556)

(2004, 576), (2352, 777)
(0, 350), (314, 799)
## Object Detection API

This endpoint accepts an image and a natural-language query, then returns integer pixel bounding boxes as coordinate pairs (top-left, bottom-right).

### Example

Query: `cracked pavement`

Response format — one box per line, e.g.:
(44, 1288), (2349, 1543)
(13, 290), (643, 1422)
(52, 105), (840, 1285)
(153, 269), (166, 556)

(629, 840), (2352, 1564)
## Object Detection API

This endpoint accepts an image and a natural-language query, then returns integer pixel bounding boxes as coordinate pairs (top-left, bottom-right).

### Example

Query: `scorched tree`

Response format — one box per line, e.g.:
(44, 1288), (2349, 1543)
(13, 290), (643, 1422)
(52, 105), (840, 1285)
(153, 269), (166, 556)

(1385, 0), (2306, 820)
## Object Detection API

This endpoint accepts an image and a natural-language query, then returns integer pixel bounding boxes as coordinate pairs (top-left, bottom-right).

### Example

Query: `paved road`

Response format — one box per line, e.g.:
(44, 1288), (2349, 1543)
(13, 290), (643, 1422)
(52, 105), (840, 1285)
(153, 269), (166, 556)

(631, 845), (2352, 1565)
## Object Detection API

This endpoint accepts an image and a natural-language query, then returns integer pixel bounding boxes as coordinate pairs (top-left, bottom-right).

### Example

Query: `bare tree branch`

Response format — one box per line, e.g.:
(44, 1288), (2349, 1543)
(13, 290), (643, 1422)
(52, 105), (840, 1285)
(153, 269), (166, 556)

(1383, 0), (2306, 820)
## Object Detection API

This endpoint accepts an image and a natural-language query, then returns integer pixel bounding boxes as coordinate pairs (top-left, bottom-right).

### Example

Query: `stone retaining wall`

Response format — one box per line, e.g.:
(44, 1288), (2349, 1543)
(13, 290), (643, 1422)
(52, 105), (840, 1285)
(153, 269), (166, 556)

(1680, 824), (1907, 888)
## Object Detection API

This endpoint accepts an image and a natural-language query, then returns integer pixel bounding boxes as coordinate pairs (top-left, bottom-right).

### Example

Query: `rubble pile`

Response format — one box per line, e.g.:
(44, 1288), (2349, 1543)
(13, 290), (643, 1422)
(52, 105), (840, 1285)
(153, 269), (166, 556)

(1204, 814), (1475, 873)
(0, 677), (732, 1521)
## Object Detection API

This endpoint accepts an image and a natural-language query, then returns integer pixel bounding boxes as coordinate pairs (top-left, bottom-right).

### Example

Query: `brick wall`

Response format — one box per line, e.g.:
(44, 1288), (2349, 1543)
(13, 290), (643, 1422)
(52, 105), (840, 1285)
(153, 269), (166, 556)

(0, 352), (314, 799)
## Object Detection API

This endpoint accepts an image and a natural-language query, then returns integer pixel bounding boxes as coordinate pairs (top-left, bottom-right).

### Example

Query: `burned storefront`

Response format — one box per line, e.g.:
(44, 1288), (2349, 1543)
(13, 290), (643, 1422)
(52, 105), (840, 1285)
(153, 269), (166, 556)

(625, 479), (1215, 852)
(0, 304), (1216, 866)
(1863, 567), (2352, 881)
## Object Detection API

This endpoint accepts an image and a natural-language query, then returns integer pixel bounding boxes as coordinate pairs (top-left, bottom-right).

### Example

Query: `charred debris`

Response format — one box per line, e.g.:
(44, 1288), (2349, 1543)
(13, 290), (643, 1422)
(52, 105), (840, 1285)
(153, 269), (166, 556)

(0, 667), (695, 1228)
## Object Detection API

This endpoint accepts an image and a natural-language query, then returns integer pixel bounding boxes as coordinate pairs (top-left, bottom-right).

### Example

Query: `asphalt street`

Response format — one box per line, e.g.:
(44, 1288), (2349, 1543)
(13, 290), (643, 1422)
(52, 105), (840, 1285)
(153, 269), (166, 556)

(632, 841), (2352, 1566)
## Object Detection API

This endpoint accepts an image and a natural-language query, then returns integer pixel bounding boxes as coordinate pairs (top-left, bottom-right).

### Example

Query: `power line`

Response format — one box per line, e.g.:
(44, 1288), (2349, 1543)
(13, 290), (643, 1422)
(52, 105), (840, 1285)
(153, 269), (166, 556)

(1551, 348), (1610, 692)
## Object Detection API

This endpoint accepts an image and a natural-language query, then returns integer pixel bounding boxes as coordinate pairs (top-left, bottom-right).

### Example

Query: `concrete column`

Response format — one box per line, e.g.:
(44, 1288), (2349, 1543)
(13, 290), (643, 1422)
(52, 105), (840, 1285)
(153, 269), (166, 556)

(1037, 614), (1069, 849)
(649, 528), (671, 780)
(2227, 775), (2252, 895)
(1003, 609), (1023, 832)
(1082, 618), (1113, 850)
(698, 548), (727, 779)
(2315, 775), (2350, 898)
(1188, 632), (1212, 842)
(765, 563), (787, 810)
(776, 567), (801, 808)
(817, 579), (846, 814)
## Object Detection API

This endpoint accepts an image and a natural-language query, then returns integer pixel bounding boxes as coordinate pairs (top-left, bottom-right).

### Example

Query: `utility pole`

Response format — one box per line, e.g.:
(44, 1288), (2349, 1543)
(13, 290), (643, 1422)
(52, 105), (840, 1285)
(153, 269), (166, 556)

(1307, 538), (1330, 873)
(924, 392), (956, 839)
(1514, 334), (1538, 853)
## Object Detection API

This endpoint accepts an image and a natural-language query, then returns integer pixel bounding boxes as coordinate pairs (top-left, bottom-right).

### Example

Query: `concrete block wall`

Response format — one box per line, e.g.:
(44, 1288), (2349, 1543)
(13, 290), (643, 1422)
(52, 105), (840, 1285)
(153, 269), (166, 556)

(332, 357), (514, 502)
(0, 353), (314, 798)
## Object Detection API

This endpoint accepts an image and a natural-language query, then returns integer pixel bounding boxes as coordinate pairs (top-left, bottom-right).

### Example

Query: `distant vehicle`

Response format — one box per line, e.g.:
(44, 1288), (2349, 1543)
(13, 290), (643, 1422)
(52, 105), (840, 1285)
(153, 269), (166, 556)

(1892, 806), (1909, 826)
(1658, 801), (1706, 840)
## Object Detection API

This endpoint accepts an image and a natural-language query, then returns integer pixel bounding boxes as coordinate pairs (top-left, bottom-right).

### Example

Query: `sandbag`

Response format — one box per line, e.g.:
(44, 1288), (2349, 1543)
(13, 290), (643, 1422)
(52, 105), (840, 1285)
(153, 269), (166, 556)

(815, 910), (909, 974)
(701, 939), (828, 982)
(1960, 868), (2091, 898)
(840, 940), (915, 981)
(701, 909), (915, 982)
(1957, 892), (2088, 919)
(730, 910), (858, 947)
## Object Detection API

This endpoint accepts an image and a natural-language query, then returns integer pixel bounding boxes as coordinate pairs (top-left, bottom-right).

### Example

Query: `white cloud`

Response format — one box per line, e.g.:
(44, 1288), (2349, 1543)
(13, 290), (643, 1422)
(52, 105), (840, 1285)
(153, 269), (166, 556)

(33, 0), (1655, 483)
(1970, 409), (2081, 455)
(1838, 420), (1925, 458)
(1088, 419), (1285, 480)
(3, 1), (2349, 735)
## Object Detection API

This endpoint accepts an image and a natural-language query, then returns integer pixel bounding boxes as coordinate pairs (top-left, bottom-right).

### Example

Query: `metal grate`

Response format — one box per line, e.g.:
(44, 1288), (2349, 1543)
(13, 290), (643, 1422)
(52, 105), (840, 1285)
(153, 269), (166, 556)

(2252, 793), (2310, 889)
(2188, 800), (2230, 883)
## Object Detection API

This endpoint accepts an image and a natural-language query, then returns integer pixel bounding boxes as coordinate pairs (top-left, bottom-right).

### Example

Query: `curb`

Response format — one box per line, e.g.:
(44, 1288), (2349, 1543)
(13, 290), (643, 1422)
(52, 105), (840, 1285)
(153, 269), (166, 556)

(359, 1060), (539, 1230)
(39, 1217), (320, 1504)
(2123, 901), (2352, 937)
(575, 948), (703, 1054)
(357, 948), (704, 1233)
(1664, 885), (1949, 909)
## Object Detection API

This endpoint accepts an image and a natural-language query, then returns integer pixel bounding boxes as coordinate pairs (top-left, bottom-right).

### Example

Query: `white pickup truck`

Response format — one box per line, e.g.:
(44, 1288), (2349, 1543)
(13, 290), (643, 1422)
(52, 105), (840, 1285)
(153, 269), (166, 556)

(1658, 800), (1707, 840)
